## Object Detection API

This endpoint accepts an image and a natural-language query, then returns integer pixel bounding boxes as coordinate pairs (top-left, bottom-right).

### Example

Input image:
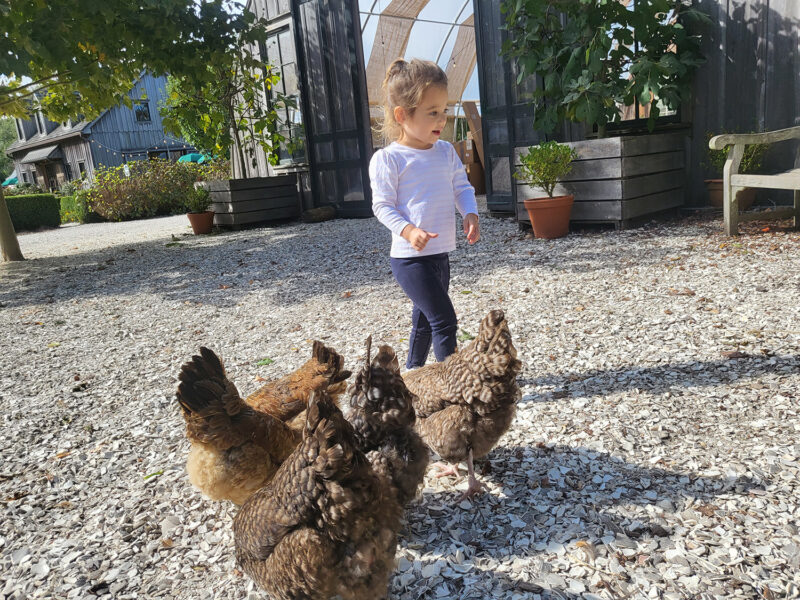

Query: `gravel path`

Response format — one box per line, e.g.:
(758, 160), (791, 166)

(1, 210), (799, 600)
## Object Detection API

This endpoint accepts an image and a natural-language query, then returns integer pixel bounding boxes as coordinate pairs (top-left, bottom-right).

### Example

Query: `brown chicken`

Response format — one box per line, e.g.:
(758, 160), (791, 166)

(245, 341), (351, 420)
(233, 391), (402, 600)
(403, 309), (522, 500)
(345, 338), (429, 506)
(176, 342), (351, 505)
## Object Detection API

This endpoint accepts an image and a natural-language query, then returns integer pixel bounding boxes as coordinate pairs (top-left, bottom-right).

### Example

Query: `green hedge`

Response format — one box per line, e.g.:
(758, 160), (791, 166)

(6, 193), (60, 231)
(59, 190), (104, 224)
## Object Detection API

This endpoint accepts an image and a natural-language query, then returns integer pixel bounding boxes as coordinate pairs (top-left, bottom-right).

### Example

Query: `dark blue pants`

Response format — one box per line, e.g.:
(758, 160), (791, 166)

(390, 253), (457, 369)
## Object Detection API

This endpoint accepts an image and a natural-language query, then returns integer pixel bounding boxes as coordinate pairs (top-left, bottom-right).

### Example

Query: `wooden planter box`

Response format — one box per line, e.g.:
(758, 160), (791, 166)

(205, 174), (300, 227)
(515, 131), (687, 229)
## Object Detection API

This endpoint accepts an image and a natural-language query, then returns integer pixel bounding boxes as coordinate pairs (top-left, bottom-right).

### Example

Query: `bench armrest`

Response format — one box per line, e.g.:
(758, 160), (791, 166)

(709, 125), (800, 149)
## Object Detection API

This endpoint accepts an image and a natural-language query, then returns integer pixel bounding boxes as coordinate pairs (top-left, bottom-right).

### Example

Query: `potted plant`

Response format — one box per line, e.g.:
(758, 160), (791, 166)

(704, 132), (768, 210)
(501, 0), (709, 227)
(185, 184), (214, 234)
(515, 141), (578, 239)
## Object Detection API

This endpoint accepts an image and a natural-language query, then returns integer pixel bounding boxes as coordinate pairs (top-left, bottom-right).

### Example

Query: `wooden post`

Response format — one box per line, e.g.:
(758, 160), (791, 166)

(462, 101), (484, 167)
(723, 144), (744, 236)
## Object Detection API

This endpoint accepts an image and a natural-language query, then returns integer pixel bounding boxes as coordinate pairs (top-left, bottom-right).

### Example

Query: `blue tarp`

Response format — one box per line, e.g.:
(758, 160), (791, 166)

(2, 176), (18, 186)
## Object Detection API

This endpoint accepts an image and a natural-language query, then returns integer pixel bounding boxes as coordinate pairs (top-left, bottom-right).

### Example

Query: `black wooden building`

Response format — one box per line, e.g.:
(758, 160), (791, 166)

(242, 0), (800, 221)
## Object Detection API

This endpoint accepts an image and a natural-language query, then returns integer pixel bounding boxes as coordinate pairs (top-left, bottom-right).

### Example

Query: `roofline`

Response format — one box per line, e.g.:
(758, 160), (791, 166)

(6, 130), (86, 156)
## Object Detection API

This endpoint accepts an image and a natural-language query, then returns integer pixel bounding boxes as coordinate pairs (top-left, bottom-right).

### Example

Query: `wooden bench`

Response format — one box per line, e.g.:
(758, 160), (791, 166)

(708, 126), (800, 235)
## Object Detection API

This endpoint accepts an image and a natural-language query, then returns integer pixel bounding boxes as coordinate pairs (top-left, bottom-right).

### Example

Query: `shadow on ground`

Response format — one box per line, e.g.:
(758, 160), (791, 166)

(518, 353), (799, 403)
(396, 443), (766, 599)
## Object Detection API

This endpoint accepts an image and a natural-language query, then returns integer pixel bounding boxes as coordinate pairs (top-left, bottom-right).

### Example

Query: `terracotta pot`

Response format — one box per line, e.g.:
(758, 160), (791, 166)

(523, 195), (574, 239)
(187, 211), (214, 234)
(704, 179), (756, 210)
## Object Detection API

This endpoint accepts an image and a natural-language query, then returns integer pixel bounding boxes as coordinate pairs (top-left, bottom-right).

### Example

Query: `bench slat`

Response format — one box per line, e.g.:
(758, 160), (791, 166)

(730, 170), (800, 190)
(738, 207), (798, 222)
(709, 125), (800, 149)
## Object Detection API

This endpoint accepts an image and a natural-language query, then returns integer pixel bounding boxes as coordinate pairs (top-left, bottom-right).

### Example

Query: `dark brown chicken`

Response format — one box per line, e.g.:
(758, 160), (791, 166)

(233, 391), (402, 600)
(403, 309), (522, 500)
(176, 342), (351, 505)
(345, 338), (429, 506)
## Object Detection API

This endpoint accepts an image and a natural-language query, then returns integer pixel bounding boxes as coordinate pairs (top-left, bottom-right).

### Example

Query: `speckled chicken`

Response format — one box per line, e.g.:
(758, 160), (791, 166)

(345, 338), (429, 506)
(233, 391), (402, 600)
(176, 342), (351, 505)
(403, 309), (522, 500)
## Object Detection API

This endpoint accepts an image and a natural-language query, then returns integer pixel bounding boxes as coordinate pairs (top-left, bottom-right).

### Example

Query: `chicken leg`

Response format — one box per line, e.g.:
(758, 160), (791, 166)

(459, 449), (487, 501)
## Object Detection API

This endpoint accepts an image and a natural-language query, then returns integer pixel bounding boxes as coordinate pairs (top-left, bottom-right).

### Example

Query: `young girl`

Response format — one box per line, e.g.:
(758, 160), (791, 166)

(370, 58), (480, 370)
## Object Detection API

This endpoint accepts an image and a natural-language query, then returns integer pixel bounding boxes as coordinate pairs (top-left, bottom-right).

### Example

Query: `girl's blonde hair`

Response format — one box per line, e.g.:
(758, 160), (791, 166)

(379, 58), (448, 142)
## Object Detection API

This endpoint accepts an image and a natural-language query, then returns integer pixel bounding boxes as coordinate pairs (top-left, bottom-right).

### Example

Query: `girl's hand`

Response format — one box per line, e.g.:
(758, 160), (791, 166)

(401, 225), (438, 251)
(463, 213), (480, 244)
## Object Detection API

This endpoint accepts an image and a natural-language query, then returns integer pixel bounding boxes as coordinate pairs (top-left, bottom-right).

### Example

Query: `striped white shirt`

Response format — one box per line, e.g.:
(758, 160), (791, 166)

(369, 140), (478, 258)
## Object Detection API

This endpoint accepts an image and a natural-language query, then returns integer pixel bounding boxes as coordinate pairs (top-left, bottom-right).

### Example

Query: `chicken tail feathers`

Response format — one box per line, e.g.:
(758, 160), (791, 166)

(177, 347), (255, 448)
(311, 340), (351, 379)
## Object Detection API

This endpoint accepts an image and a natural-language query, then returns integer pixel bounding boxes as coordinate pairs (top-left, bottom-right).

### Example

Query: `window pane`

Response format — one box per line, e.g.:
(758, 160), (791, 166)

(134, 101), (151, 122)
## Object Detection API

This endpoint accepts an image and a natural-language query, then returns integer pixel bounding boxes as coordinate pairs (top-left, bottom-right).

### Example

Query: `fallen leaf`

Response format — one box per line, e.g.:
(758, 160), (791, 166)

(218, 284), (231, 289)
(255, 357), (274, 366)
(668, 287), (695, 296)
(162, 538), (174, 548)
(342, 291), (352, 298)
(55, 451), (71, 459)
(696, 503), (718, 517)
(457, 329), (475, 342)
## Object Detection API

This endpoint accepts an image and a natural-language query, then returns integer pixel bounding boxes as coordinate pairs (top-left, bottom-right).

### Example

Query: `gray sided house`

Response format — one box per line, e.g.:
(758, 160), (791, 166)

(6, 74), (193, 191)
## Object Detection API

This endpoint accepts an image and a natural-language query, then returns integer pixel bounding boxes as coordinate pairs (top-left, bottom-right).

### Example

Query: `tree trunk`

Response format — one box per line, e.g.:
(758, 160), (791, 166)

(230, 103), (247, 180)
(0, 186), (24, 261)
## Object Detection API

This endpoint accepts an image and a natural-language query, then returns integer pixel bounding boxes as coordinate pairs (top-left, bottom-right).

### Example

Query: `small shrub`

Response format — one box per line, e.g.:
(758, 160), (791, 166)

(60, 195), (83, 223)
(60, 189), (102, 224)
(185, 185), (211, 213)
(5, 183), (42, 196)
(515, 141), (578, 198)
(58, 179), (85, 198)
(705, 132), (768, 177)
(6, 193), (60, 231)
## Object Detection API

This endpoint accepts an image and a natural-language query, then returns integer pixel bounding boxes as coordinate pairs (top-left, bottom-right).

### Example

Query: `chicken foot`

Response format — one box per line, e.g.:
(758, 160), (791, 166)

(432, 462), (461, 479)
(459, 449), (487, 501)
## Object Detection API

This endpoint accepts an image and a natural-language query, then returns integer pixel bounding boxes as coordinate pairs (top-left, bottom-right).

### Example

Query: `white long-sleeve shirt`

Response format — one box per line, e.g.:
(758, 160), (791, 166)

(369, 140), (478, 258)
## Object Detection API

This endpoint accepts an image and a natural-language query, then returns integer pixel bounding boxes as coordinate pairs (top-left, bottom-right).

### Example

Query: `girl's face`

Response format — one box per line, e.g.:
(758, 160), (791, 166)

(395, 85), (449, 149)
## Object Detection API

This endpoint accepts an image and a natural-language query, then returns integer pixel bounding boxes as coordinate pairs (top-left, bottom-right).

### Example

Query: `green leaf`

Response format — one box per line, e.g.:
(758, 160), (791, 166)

(457, 329), (475, 342)
(255, 357), (274, 366)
